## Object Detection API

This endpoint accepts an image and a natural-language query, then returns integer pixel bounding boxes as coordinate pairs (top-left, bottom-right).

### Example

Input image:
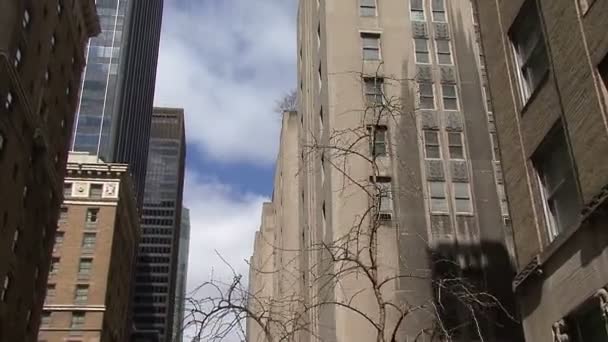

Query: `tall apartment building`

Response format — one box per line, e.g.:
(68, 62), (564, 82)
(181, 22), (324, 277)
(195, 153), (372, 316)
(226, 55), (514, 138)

(0, 2), (99, 341)
(71, 0), (164, 208)
(473, 0), (608, 340)
(132, 107), (186, 341)
(172, 207), (190, 342)
(38, 153), (140, 342)
(248, 0), (522, 341)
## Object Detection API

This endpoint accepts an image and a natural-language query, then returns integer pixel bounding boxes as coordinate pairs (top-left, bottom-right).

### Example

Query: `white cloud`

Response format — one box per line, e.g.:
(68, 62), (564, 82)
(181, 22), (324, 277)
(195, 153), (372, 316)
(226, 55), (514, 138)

(183, 169), (268, 292)
(154, 0), (297, 165)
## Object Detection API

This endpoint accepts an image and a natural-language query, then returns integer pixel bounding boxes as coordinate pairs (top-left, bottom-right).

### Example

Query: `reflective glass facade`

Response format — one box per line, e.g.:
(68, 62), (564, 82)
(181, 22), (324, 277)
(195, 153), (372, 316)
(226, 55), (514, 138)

(133, 108), (186, 341)
(72, 0), (131, 157)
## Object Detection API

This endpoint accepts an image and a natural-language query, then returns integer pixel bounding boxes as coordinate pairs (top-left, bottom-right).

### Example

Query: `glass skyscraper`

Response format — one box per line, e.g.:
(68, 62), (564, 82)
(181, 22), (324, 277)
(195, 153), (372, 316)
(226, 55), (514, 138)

(72, 0), (130, 157)
(72, 0), (164, 208)
(133, 107), (186, 341)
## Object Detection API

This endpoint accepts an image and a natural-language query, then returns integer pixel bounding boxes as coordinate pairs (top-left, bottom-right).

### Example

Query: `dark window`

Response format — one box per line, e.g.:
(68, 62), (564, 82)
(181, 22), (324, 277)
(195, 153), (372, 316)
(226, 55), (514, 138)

(567, 302), (608, 341)
(509, 0), (549, 101)
(533, 125), (580, 240)
(364, 77), (384, 105)
(369, 126), (387, 156)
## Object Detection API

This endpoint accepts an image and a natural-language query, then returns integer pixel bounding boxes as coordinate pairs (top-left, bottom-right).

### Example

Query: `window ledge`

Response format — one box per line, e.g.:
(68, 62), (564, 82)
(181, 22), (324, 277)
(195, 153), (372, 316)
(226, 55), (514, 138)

(520, 71), (550, 116)
(513, 190), (608, 292)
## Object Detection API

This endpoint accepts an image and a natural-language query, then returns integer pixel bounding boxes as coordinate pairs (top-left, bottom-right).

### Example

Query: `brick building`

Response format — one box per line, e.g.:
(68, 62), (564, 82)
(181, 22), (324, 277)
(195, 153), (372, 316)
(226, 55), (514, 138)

(38, 153), (140, 342)
(0, 1), (99, 341)
(473, 0), (608, 340)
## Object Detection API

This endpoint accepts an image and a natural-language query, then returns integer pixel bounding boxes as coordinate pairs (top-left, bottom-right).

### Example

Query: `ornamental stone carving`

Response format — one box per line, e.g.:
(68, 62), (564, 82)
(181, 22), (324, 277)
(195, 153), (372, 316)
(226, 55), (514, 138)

(103, 183), (119, 198)
(552, 320), (570, 342)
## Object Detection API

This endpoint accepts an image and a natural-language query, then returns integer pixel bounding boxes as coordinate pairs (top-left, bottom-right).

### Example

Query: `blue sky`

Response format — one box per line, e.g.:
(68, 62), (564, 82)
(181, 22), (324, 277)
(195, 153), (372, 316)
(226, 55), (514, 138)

(153, 0), (297, 337)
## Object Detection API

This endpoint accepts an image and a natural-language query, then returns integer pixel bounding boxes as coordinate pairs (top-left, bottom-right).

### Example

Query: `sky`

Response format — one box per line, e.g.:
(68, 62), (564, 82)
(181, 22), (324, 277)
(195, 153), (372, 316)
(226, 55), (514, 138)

(153, 0), (297, 339)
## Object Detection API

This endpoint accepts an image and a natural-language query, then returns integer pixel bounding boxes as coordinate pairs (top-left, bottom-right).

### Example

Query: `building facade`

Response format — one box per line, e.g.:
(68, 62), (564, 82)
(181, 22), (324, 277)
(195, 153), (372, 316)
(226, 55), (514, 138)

(172, 207), (190, 342)
(132, 107), (186, 341)
(248, 0), (522, 341)
(38, 153), (140, 342)
(0, 2), (99, 341)
(71, 0), (164, 208)
(473, 0), (608, 340)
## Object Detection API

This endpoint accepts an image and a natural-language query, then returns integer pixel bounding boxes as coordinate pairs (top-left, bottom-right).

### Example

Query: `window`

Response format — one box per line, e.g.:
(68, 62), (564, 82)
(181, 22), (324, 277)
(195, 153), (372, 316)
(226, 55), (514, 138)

(429, 181), (448, 213)
(0, 131), (4, 154)
(78, 258), (93, 276)
(53, 231), (64, 252)
(418, 83), (435, 109)
(70, 312), (85, 329)
(360, 0), (376, 16)
(598, 53), (608, 107)
(410, 0), (425, 21)
(490, 132), (499, 160)
(4, 92), (13, 110)
(566, 302), (608, 341)
(423, 130), (441, 159)
(50, 257), (60, 274)
(57, 1), (63, 16)
(89, 184), (103, 198)
(442, 84), (458, 110)
(534, 126), (580, 240)
(22, 9), (31, 29)
(1, 274), (10, 301)
(14, 48), (22, 69)
(50, 34), (56, 50)
(364, 77), (383, 105)
(361, 33), (381, 60)
(41, 311), (51, 327)
(414, 39), (430, 63)
(369, 126), (387, 156)
(375, 177), (393, 219)
(12, 228), (19, 252)
(509, 0), (548, 102)
(432, 0), (446, 22)
(447, 132), (464, 159)
(82, 233), (96, 250)
(436, 40), (452, 64)
(63, 183), (72, 197)
(45, 284), (56, 303)
(59, 207), (68, 224)
(74, 285), (89, 304)
(454, 182), (473, 213)
(44, 69), (50, 83)
(86, 208), (99, 224)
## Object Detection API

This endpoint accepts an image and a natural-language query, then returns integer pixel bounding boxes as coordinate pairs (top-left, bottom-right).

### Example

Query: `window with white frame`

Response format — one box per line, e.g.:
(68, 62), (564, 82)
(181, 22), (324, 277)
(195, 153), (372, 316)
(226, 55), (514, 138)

(86, 208), (99, 225)
(429, 181), (448, 213)
(22, 9), (31, 29)
(369, 125), (387, 156)
(431, 0), (446, 22)
(364, 77), (384, 105)
(453, 182), (473, 214)
(74, 285), (89, 304)
(54, 231), (64, 253)
(533, 126), (580, 240)
(1, 274), (10, 301)
(414, 38), (430, 63)
(442, 84), (458, 110)
(361, 33), (381, 60)
(50, 257), (60, 274)
(509, 0), (549, 102)
(375, 176), (393, 219)
(418, 82), (435, 109)
(78, 258), (93, 276)
(423, 130), (441, 159)
(436, 39), (452, 64)
(410, 0), (425, 21)
(448, 132), (465, 159)
(82, 233), (96, 250)
(360, 0), (377, 16)
(70, 312), (85, 329)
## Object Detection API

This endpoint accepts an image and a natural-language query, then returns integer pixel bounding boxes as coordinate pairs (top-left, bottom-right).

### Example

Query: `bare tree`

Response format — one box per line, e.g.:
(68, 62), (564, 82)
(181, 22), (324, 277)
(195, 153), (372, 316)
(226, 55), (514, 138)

(182, 68), (520, 342)
(274, 89), (298, 114)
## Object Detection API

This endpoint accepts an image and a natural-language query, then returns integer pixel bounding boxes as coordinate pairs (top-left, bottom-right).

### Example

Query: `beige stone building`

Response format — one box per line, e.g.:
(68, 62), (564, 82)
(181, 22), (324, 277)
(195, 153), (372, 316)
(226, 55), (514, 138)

(248, 0), (523, 341)
(0, 2), (99, 341)
(37, 153), (140, 342)
(474, 0), (608, 340)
